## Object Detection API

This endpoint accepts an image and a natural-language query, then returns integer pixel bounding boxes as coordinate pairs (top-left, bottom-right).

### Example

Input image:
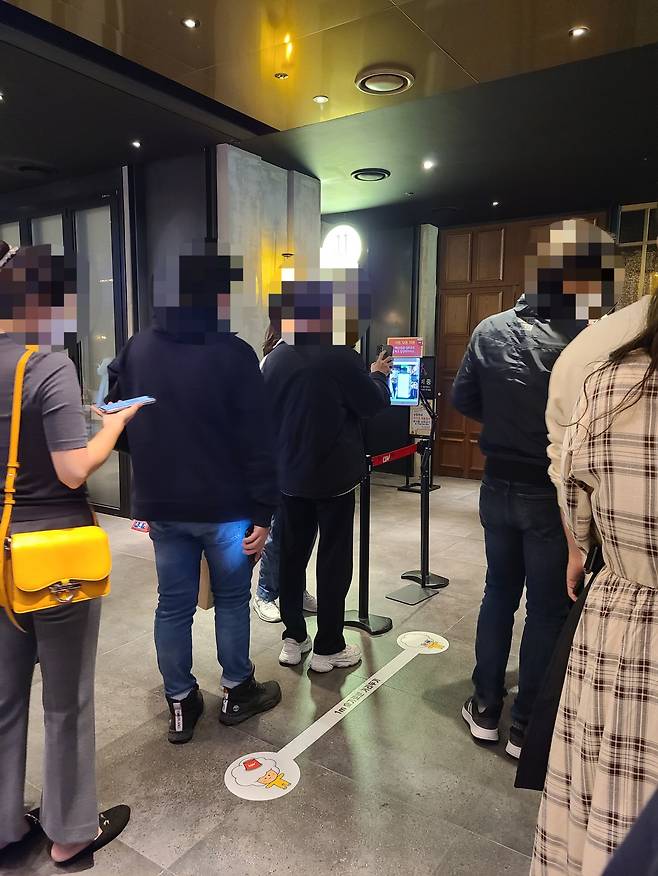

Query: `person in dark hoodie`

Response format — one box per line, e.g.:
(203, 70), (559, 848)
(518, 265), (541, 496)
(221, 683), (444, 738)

(107, 247), (281, 744)
(451, 219), (611, 760)
(263, 273), (391, 673)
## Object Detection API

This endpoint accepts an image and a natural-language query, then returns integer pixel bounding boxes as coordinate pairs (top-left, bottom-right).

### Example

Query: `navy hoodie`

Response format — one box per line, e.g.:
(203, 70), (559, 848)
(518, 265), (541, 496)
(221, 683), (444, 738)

(107, 326), (278, 526)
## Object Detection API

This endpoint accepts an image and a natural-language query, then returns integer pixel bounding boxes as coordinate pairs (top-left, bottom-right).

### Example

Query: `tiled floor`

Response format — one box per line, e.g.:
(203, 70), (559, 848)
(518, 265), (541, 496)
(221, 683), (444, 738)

(3, 477), (536, 876)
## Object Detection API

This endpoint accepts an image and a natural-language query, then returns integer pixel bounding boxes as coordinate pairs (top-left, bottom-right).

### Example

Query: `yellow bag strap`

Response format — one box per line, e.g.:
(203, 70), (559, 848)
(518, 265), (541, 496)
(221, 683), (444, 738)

(1, 349), (34, 630)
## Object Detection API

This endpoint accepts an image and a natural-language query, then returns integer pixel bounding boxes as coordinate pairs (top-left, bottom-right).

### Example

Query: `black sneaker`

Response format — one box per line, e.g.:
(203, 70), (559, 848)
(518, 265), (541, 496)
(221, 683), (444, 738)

(166, 685), (204, 744)
(461, 695), (500, 743)
(219, 672), (282, 726)
(506, 723), (525, 759)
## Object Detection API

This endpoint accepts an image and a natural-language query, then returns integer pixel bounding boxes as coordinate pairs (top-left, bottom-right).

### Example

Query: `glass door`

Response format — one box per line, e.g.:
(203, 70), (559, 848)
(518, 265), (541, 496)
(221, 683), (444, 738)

(74, 203), (122, 511)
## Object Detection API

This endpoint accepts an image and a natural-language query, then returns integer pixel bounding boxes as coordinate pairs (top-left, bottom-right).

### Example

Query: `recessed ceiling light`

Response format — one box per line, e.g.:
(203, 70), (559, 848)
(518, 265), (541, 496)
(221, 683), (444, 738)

(274, 71), (289, 80)
(492, 200), (500, 206)
(569, 25), (590, 38)
(181, 17), (200, 28)
(351, 168), (391, 182)
(422, 159), (436, 171)
(313, 95), (329, 104)
(405, 191), (414, 196)
(0, 92), (4, 102)
(131, 140), (141, 148)
(355, 66), (415, 95)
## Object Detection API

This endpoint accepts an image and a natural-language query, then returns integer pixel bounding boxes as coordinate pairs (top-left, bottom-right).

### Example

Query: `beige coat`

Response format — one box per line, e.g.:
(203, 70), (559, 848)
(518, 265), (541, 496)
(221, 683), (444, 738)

(545, 296), (649, 499)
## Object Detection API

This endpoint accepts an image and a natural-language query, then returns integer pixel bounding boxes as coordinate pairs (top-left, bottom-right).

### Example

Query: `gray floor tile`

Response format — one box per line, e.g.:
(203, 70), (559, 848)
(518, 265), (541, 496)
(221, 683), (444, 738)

(0, 836), (161, 876)
(433, 831), (532, 876)
(172, 758), (473, 876)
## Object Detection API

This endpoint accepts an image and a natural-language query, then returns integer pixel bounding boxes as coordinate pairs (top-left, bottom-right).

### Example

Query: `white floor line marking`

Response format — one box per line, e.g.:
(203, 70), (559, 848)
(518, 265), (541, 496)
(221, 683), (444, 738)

(279, 649), (417, 761)
(225, 632), (449, 801)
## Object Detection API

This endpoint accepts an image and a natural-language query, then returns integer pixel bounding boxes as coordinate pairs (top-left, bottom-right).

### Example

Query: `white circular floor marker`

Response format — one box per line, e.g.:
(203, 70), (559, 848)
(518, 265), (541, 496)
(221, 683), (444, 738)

(397, 631), (449, 654)
(225, 751), (300, 801)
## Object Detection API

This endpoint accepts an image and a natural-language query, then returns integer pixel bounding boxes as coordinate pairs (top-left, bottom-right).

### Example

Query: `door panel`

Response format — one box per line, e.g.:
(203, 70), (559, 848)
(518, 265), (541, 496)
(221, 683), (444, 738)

(475, 227), (504, 281)
(443, 231), (472, 284)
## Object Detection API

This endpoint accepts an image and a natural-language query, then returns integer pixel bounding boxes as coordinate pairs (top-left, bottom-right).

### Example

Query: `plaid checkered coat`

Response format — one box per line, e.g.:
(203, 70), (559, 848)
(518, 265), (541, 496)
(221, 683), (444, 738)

(531, 352), (658, 875)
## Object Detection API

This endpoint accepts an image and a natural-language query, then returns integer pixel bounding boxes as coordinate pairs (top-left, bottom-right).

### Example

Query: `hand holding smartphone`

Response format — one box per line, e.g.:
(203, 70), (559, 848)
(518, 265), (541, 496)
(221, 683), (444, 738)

(97, 396), (156, 414)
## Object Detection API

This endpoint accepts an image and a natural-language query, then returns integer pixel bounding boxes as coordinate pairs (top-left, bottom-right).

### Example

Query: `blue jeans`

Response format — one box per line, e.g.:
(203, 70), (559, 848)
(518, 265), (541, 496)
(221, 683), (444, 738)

(473, 476), (569, 726)
(149, 520), (253, 699)
(256, 512), (281, 602)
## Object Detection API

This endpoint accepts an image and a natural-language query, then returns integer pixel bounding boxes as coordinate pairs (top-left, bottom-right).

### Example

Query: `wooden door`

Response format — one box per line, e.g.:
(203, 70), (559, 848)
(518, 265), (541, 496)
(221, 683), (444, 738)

(436, 284), (517, 478)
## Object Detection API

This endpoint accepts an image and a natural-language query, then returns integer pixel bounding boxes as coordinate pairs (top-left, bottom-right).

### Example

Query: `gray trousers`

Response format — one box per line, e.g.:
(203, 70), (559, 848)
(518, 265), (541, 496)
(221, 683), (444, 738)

(0, 599), (101, 845)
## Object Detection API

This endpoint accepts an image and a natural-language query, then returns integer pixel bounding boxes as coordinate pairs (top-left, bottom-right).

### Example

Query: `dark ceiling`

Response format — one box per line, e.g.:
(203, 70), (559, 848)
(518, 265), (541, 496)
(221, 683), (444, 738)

(245, 41), (658, 226)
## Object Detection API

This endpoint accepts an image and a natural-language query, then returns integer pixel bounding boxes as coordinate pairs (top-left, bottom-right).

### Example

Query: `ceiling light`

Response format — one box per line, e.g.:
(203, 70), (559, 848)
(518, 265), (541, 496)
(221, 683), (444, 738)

(274, 71), (289, 80)
(355, 66), (415, 95)
(405, 191), (414, 196)
(422, 159), (436, 171)
(131, 140), (141, 148)
(569, 25), (590, 38)
(492, 200), (499, 206)
(0, 92), (4, 101)
(313, 95), (329, 104)
(351, 168), (391, 182)
(181, 18), (200, 28)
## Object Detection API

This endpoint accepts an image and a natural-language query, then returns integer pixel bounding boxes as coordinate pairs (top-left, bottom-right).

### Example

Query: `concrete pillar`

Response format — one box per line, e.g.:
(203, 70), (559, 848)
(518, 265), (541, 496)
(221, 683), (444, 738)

(216, 144), (321, 354)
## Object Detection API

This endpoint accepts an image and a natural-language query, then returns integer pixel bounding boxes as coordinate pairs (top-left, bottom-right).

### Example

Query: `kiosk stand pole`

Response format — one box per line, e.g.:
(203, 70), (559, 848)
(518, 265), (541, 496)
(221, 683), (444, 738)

(344, 457), (393, 636)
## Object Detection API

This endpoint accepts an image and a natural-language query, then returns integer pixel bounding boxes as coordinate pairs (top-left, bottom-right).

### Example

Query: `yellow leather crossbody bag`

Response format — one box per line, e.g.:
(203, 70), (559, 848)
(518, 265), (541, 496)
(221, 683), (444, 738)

(0, 349), (111, 631)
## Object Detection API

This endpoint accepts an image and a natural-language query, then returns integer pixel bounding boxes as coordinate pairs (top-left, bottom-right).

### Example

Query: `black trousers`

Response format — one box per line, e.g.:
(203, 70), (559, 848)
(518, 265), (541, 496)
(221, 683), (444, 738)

(279, 491), (355, 655)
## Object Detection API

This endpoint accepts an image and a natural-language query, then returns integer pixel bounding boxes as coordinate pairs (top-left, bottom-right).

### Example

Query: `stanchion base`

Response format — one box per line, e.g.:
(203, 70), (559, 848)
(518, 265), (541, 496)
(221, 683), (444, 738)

(397, 484), (441, 493)
(386, 583), (440, 605)
(401, 571), (450, 589)
(344, 610), (393, 636)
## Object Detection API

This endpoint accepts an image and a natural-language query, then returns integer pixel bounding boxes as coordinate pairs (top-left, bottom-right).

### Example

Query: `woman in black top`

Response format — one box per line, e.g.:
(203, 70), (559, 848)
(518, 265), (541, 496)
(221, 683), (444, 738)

(0, 243), (141, 865)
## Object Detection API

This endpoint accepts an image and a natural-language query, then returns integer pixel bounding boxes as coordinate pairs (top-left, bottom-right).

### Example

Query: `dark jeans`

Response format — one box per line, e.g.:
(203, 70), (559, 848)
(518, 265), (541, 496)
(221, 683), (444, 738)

(473, 476), (569, 727)
(279, 491), (355, 655)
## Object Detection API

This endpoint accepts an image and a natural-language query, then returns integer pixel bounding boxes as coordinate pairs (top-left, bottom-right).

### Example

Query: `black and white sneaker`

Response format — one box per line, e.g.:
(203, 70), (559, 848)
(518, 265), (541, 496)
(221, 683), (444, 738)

(166, 685), (204, 744)
(219, 672), (281, 726)
(505, 724), (525, 759)
(461, 696), (500, 743)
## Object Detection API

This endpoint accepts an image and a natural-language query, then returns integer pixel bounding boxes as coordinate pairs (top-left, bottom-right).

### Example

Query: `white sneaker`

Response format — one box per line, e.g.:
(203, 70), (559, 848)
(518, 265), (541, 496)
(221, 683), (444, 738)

(302, 590), (318, 613)
(253, 596), (281, 623)
(279, 636), (312, 666)
(310, 644), (362, 673)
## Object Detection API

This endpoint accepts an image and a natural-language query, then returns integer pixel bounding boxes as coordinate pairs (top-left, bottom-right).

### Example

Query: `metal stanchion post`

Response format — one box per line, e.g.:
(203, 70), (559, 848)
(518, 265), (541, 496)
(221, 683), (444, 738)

(387, 404), (450, 604)
(345, 457), (393, 636)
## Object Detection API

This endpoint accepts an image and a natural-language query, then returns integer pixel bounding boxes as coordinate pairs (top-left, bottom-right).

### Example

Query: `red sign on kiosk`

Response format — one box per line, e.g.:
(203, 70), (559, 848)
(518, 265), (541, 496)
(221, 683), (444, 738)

(387, 337), (423, 358)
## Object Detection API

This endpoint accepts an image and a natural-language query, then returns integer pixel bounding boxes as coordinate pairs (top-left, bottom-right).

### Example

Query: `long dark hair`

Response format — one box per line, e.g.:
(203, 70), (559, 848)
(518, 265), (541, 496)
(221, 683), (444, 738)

(579, 294), (658, 434)
(262, 322), (281, 357)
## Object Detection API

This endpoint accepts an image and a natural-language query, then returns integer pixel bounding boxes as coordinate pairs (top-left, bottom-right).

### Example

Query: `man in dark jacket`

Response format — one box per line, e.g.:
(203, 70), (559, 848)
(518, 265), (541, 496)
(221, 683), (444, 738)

(452, 220), (595, 760)
(263, 276), (391, 672)
(107, 251), (281, 744)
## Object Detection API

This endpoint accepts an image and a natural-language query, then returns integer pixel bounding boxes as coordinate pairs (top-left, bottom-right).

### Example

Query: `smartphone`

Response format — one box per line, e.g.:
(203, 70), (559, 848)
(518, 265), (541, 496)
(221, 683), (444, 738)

(98, 396), (156, 413)
(244, 525), (257, 567)
(376, 344), (393, 358)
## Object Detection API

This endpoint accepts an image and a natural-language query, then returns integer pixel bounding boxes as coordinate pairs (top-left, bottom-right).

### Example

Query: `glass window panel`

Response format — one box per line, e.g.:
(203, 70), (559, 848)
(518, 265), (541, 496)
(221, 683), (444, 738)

(648, 208), (657, 243)
(31, 214), (64, 254)
(75, 205), (120, 509)
(0, 221), (20, 248)
(619, 209), (646, 245)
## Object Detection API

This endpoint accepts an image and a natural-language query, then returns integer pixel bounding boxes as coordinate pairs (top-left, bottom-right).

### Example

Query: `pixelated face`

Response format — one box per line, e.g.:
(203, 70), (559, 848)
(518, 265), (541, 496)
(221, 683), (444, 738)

(153, 243), (244, 339)
(268, 269), (371, 346)
(0, 245), (77, 348)
(524, 219), (625, 320)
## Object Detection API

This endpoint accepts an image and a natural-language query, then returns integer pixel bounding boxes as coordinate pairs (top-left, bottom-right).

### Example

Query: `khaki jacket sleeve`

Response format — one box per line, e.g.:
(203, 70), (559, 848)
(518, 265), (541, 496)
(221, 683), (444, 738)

(546, 348), (576, 501)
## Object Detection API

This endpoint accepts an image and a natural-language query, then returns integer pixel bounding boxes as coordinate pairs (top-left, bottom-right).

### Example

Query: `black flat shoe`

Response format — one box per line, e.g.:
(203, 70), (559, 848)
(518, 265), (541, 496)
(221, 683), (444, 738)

(0, 808), (41, 857)
(53, 805), (131, 866)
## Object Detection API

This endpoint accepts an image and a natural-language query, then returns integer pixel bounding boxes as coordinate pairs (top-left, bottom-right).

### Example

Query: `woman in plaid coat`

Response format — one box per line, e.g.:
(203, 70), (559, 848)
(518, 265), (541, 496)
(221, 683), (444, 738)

(531, 296), (658, 875)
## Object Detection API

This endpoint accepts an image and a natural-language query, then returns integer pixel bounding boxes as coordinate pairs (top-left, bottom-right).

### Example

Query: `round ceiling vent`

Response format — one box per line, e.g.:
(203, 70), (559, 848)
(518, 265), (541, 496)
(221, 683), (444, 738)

(0, 158), (57, 177)
(351, 168), (391, 182)
(355, 66), (415, 95)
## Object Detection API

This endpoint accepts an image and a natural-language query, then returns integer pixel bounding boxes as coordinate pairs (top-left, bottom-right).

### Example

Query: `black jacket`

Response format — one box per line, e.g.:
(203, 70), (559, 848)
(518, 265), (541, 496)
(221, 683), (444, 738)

(451, 296), (584, 480)
(262, 343), (390, 498)
(107, 327), (278, 526)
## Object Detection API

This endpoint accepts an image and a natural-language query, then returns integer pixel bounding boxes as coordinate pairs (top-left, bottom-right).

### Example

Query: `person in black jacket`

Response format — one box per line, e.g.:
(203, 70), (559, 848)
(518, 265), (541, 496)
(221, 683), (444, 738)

(452, 220), (599, 760)
(263, 277), (391, 672)
(107, 251), (281, 744)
